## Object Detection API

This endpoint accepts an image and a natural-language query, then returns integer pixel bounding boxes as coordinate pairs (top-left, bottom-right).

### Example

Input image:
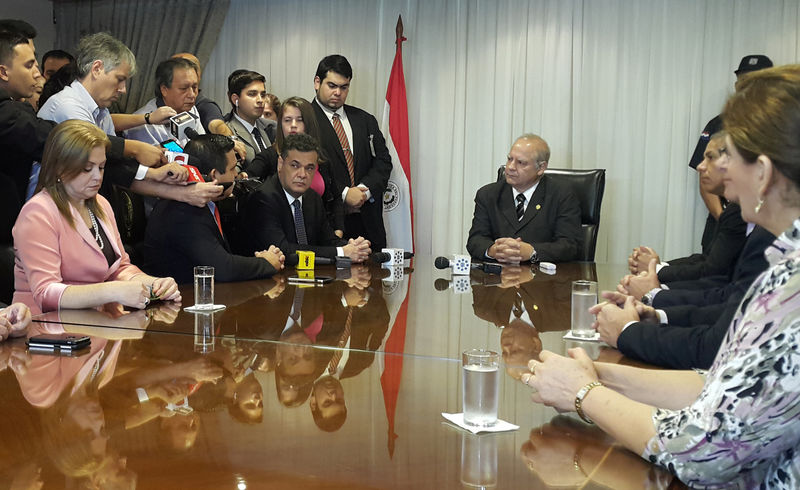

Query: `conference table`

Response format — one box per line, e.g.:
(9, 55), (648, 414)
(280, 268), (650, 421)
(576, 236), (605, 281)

(0, 257), (687, 489)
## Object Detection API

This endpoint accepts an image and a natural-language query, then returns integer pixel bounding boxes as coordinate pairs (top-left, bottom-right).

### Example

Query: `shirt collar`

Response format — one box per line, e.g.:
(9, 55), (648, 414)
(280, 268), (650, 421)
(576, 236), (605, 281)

(74, 80), (107, 123)
(283, 188), (302, 207)
(511, 179), (540, 203)
(314, 97), (345, 119)
(233, 112), (256, 133)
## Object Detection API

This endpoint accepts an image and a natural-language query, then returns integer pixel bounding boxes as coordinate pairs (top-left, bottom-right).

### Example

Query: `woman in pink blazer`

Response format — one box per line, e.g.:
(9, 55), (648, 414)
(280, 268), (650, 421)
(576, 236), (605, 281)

(12, 120), (181, 313)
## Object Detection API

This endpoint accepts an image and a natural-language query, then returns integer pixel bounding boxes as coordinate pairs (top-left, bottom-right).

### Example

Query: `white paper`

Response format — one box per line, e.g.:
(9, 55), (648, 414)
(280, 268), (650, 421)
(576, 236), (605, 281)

(441, 413), (519, 434)
(562, 331), (601, 342)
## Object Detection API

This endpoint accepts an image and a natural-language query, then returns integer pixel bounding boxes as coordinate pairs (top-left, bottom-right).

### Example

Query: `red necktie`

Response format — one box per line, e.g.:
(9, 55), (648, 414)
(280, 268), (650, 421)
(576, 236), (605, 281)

(211, 203), (223, 237)
(332, 113), (355, 186)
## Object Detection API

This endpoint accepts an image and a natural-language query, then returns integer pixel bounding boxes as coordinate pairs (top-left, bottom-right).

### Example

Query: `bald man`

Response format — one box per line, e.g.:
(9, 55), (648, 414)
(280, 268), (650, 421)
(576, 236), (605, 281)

(466, 134), (581, 263)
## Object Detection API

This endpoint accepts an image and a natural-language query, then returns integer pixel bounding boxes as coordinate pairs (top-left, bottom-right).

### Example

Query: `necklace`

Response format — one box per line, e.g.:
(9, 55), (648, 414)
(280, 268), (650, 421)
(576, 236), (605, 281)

(87, 207), (104, 249)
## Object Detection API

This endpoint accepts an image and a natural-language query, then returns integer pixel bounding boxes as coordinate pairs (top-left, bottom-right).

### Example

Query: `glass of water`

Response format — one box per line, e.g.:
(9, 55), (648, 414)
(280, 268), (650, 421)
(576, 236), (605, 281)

(571, 280), (598, 338)
(193, 266), (215, 310)
(462, 349), (500, 426)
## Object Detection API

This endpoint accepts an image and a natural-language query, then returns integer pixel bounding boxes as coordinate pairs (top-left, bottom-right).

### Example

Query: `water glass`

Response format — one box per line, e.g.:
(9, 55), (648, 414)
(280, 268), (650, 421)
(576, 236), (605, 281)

(462, 349), (500, 426)
(571, 280), (598, 338)
(193, 266), (215, 310)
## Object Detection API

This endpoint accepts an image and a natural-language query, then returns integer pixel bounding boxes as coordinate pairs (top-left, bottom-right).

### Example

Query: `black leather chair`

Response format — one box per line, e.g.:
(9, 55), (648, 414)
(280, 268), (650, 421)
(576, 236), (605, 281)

(497, 167), (606, 261)
(108, 185), (147, 267)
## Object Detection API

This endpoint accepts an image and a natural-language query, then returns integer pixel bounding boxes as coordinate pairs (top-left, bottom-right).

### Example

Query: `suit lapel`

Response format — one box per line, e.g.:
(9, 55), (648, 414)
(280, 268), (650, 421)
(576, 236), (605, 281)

(517, 178), (545, 231)
(229, 117), (257, 153)
(345, 106), (362, 175)
(313, 102), (347, 168)
(498, 184), (519, 229)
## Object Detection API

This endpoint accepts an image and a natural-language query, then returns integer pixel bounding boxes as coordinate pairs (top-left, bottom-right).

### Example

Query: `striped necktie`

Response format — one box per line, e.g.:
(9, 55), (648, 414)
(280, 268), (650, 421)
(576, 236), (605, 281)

(516, 194), (526, 221)
(331, 113), (355, 186)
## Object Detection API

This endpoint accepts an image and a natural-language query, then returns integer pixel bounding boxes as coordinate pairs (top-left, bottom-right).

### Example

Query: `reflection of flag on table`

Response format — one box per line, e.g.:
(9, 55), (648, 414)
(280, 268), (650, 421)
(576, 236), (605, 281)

(381, 268), (410, 458)
(381, 15), (413, 252)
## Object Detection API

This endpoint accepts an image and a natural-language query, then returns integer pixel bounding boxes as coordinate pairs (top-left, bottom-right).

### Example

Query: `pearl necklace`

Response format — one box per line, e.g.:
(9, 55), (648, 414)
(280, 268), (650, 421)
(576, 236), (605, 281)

(87, 208), (104, 249)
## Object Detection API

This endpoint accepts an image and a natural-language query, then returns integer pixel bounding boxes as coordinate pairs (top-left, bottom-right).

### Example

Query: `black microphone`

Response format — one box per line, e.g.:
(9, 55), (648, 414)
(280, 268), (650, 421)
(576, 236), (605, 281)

(184, 127), (200, 139)
(284, 254), (351, 268)
(371, 251), (414, 264)
(434, 256), (502, 274)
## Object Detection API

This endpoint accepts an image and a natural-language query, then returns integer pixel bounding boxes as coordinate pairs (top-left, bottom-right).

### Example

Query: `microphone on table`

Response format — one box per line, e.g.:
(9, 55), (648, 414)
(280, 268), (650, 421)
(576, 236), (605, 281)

(371, 250), (414, 264)
(284, 253), (351, 268)
(434, 256), (502, 274)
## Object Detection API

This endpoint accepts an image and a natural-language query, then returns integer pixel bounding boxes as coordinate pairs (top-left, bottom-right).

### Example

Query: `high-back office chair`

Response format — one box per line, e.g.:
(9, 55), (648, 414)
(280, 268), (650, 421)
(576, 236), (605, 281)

(497, 167), (606, 261)
(109, 185), (147, 266)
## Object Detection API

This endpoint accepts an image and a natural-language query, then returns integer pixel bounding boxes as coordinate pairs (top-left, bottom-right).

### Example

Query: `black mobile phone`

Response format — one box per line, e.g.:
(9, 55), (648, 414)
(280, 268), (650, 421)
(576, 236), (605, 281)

(27, 333), (91, 351)
(160, 139), (184, 152)
(287, 275), (333, 285)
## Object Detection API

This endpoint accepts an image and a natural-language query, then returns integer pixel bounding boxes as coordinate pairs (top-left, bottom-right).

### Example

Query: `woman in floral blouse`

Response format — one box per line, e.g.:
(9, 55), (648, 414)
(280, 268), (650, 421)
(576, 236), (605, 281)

(522, 64), (800, 488)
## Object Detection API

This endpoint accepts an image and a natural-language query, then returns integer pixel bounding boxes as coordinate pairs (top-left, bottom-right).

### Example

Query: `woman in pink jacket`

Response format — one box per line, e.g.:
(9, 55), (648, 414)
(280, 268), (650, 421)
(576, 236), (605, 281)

(12, 120), (181, 313)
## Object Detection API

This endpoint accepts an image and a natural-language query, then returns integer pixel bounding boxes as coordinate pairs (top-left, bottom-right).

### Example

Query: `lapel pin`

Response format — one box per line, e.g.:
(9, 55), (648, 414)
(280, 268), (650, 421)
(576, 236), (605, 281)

(535, 204), (541, 210)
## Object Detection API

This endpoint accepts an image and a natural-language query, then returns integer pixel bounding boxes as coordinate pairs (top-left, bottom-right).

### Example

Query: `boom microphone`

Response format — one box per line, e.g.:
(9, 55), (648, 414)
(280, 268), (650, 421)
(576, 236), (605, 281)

(434, 256), (502, 274)
(371, 251), (414, 264)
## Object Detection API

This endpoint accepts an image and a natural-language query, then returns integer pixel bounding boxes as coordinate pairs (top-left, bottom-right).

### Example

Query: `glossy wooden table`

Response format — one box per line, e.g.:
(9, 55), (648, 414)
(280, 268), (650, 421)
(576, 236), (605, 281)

(0, 257), (684, 489)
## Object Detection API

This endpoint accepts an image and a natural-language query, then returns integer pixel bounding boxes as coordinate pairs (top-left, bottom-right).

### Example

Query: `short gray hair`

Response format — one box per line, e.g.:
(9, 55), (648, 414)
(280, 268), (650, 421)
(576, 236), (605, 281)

(75, 32), (136, 79)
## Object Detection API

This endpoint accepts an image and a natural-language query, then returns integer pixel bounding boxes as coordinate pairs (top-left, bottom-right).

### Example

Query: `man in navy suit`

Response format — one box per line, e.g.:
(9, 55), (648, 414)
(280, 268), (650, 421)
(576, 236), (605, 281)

(466, 134), (582, 263)
(248, 133), (371, 262)
(311, 55), (393, 250)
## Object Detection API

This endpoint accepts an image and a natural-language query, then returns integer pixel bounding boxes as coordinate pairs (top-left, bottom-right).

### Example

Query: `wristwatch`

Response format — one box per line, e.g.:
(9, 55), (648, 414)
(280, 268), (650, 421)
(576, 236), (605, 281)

(529, 249), (538, 263)
(144, 112), (151, 124)
(641, 292), (654, 306)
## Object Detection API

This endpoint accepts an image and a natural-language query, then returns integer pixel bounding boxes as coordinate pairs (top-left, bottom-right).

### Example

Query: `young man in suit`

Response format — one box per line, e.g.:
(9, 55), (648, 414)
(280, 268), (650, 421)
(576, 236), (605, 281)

(466, 134), (582, 263)
(248, 133), (371, 262)
(312, 54), (393, 250)
(143, 134), (284, 283)
(224, 70), (272, 172)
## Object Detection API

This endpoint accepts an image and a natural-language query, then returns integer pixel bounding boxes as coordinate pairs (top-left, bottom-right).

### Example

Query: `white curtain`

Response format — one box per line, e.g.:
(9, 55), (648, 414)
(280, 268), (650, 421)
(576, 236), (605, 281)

(205, 0), (800, 263)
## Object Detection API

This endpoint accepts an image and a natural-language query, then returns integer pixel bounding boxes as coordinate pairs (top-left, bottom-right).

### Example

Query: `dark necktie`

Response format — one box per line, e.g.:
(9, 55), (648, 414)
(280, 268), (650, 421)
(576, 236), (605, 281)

(251, 127), (267, 153)
(292, 199), (308, 245)
(516, 194), (526, 221)
(331, 113), (356, 186)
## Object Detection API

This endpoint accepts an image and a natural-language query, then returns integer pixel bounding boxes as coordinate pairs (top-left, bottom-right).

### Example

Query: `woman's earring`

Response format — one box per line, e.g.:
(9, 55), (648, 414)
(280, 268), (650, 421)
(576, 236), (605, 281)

(755, 198), (764, 214)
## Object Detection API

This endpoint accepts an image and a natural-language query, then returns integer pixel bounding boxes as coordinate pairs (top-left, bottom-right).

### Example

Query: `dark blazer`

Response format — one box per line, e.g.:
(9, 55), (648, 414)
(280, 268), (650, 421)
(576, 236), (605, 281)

(245, 146), (345, 231)
(248, 174), (346, 258)
(466, 175), (582, 262)
(617, 226), (775, 369)
(312, 100), (392, 250)
(658, 203), (747, 283)
(652, 226), (774, 309)
(142, 199), (277, 284)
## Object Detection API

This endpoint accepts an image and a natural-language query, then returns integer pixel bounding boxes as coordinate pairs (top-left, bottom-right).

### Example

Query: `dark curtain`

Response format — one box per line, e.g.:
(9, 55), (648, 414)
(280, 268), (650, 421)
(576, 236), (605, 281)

(53, 0), (230, 113)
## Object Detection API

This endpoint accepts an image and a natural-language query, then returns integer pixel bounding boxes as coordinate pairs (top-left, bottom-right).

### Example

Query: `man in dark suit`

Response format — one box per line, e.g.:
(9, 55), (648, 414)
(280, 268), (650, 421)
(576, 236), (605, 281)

(593, 225), (774, 369)
(311, 55), (393, 250)
(248, 133), (371, 261)
(143, 134), (284, 283)
(466, 134), (582, 263)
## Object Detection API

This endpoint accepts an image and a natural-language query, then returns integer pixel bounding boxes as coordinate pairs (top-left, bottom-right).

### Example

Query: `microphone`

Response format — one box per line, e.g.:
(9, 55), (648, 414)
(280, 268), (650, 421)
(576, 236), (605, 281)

(169, 112), (199, 141)
(434, 256), (502, 274)
(371, 251), (414, 264)
(284, 254), (351, 268)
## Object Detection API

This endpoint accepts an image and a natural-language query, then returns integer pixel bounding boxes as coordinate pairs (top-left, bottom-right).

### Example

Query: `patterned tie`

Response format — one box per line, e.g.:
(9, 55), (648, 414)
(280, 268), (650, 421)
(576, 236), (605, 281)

(328, 307), (353, 374)
(209, 202), (224, 237)
(292, 199), (308, 245)
(251, 127), (266, 153)
(331, 113), (356, 186)
(516, 194), (526, 221)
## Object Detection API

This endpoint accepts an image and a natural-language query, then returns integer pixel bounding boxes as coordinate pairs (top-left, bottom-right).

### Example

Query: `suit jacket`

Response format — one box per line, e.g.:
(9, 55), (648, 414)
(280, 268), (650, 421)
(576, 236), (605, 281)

(313, 100), (392, 250)
(658, 203), (747, 283)
(617, 226), (775, 369)
(224, 112), (272, 167)
(652, 226), (774, 309)
(245, 146), (345, 230)
(143, 198), (276, 284)
(466, 176), (582, 262)
(248, 175), (346, 257)
(12, 191), (142, 313)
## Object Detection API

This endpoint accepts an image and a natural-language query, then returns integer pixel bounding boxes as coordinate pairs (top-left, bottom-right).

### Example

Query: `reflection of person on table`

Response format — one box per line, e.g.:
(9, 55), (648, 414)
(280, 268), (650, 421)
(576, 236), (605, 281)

(522, 66), (800, 487)
(521, 416), (671, 488)
(12, 120), (181, 314)
(0, 302), (31, 342)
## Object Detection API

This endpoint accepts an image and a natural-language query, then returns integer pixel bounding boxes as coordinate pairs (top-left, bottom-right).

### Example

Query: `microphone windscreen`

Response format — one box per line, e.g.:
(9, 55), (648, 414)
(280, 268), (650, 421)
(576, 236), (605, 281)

(184, 127), (199, 139)
(371, 252), (390, 264)
(284, 254), (299, 266)
(403, 251), (415, 259)
(433, 278), (450, 291)
(434, 256), (450, 270)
